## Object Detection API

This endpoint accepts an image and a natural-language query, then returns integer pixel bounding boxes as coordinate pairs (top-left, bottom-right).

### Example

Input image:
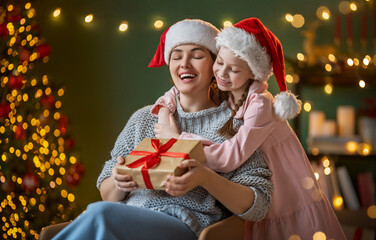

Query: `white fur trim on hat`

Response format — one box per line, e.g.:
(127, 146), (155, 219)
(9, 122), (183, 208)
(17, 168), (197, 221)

(216, 27), (272, 81)
(273, 91), (302, 120)
(164, 19), (219, 64)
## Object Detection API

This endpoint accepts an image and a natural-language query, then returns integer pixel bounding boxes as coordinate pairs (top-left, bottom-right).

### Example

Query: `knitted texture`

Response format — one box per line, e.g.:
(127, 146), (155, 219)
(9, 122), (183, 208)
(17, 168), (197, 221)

(97, 97), (273, 236)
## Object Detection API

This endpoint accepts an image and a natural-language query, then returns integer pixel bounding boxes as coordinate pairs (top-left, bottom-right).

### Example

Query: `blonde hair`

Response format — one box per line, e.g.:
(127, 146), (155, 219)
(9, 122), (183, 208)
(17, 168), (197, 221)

(217, 80), (254, 138)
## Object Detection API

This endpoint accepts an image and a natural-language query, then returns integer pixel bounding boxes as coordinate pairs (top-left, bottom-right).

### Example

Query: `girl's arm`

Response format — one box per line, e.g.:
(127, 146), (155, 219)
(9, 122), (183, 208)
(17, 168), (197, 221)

(151, 86), (179, 116)
(179, 93), (275, 172)
(165, 149), (273, 220)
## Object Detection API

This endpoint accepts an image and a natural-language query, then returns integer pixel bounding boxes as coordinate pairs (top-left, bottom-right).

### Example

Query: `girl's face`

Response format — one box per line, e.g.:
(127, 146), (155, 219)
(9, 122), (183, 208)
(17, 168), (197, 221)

(213, 46), (254, 99)
(169, 44), (214, 96)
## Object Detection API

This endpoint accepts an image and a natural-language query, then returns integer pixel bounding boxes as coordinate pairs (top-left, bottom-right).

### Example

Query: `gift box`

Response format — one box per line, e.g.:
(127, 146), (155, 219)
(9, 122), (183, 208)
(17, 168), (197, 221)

(116, 138), (206, 190)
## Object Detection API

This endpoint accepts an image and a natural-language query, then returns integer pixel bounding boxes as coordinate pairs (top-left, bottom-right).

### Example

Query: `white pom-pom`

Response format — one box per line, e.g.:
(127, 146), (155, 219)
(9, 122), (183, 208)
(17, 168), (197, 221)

(273, 91), (302, 120)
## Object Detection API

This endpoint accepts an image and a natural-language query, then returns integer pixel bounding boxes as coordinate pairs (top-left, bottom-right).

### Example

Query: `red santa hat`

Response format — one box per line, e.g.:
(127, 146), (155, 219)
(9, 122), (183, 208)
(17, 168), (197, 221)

(149, 19), (219, 67)
(216, 17), (302, 120)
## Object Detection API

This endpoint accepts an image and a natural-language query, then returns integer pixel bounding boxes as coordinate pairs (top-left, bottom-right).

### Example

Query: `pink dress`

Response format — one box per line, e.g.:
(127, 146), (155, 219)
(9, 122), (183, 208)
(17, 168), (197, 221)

(152, 82), (346, 240)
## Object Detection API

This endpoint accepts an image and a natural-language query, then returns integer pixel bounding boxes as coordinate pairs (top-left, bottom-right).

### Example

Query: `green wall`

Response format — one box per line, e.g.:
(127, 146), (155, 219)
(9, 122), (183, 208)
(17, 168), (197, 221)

(32, 0), (375, 208)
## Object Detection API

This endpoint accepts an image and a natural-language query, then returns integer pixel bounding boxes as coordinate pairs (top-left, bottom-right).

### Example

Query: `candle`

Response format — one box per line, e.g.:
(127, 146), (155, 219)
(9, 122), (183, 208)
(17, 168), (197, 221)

(335, 15), (341, 46)
(309, 111), (325, 137)
(337, 106), (355, 137)
(322, 120), (336, 137)
(362, 11), (367, 49)
(347, 12), (353, 48)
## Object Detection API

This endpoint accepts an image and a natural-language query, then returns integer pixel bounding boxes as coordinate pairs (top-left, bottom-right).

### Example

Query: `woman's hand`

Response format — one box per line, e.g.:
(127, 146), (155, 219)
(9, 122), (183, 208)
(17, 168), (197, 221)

(111, 156), (137, 192)
(163, 159), (208, 196)
(154, 113), (181, 139)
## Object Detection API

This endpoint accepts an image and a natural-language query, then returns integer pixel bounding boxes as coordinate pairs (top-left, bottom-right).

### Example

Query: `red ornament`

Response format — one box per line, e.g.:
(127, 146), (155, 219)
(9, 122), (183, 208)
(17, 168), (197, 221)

(9, 75), (23, 89)
(75, 163), (85, 176)
(15, 124), (26, 140)
(19, 48), (31, 62)
(59, 115), (68, 135)
(41, 95), (55, 108)
(0, 102), (11, 118)
(65, 137), (75, 150)
(22, 172), (39, 192)
(0, 23), (9, 37)
(36, 43), (51, 58)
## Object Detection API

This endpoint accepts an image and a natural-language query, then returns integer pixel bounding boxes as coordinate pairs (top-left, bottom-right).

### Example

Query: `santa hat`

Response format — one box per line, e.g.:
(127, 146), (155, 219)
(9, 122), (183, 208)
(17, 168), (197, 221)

(216, 18), (302, 120)
(149, 19), (219, 67)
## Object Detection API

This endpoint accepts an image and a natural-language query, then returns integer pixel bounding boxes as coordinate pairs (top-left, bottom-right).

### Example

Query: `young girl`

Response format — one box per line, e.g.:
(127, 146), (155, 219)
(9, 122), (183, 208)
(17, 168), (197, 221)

(152, 18), (346, 239)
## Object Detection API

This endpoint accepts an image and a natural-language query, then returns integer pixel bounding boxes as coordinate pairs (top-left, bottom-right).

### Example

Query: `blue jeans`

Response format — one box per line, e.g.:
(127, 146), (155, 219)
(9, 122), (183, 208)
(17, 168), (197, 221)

(52, 201), (197, 240)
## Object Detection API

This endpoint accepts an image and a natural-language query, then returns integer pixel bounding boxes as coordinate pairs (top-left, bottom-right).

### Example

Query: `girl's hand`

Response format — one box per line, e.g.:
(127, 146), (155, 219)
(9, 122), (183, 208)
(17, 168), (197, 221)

(111, 156), (137, 192)
(154, 113), (181, 139)
(163, 159), (208, 196)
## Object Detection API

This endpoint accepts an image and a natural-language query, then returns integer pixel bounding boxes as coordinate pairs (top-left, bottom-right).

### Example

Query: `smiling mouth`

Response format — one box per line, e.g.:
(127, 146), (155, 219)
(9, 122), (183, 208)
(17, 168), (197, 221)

(217, 77), (230, 85)
(179, 73), (197, 80)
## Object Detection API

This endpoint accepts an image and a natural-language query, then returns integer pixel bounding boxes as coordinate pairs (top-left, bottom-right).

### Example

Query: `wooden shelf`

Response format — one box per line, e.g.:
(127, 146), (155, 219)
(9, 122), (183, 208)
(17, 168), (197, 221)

(335, 209), (376, 229)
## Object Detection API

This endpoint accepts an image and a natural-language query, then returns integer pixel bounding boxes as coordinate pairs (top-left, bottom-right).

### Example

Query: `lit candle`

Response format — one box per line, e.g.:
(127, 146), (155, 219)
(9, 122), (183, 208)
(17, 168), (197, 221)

(322, 120), (336, 137)
(309, 111), (325, 137)
(337, 106), (355, 137)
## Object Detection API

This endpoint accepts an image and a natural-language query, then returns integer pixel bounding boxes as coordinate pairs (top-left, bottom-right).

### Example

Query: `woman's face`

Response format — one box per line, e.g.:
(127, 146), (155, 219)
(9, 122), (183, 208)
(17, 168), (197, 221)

(169, 44), (214, 96)
(213, 46), (254, 99)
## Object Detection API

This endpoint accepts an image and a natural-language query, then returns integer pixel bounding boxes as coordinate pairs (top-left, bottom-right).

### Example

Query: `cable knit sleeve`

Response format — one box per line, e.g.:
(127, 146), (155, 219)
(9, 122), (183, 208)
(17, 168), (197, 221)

(229, 149), (273, 221)
(150, 86), (179, 116)
(96, 107), (157, 189)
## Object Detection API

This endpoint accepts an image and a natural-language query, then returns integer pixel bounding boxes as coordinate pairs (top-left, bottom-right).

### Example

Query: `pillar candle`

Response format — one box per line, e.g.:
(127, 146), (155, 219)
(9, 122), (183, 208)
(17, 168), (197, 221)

(337, 106), (355, 137)
(335, 15), (341, 46)
(309, 111), (325, 137)
(322, 120), (336, 137)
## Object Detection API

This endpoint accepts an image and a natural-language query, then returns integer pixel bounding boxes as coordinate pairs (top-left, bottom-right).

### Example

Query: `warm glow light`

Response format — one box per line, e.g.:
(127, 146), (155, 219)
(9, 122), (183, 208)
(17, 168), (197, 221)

(286, 74), (293, 83)
(303, 102), (311, 112)
(313, 231), (327, 240)
(367, 205), (376, 219)
(314, 172), (319, 180)
(223, 21), (233, 28)
(297, 53), (305, 61)
(350, 2), (357, 11)
(322, 157), (330, 167)
(328, 54), (336, 62)
(312, 147), (319, 156)
(119, 21), (128, 32)
(346, 141), (358, 153)
(363, 58), (370, 66)
(154, 20), (164, 29)
(353, 58), (359, 66)
(358, 143), (371, 155)
(359, 80), (366, 88)
(324, 167), (331, 175)
(333, 196), (344, 209)
(285, 14), (293, 22)
(288, 234), (302, 240)
(53, 8), (61, 17)
(339, 1), (351, 14)
(324, 83), (333, 95)
(85, 14), (93, 23)
(316, 6), (331, 20)
(325, 64), (332, 72)
(291, 14), (305, 28)
(347, 58), (354, 66)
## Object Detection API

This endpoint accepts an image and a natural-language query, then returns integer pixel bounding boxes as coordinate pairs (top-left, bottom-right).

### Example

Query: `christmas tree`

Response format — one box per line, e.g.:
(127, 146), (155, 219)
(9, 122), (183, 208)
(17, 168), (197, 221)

(0, 1), (84, 239)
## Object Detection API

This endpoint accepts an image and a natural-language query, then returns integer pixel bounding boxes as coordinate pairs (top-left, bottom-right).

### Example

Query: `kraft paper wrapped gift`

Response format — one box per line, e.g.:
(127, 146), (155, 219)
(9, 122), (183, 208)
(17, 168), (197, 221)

(116, 138), (206, 190)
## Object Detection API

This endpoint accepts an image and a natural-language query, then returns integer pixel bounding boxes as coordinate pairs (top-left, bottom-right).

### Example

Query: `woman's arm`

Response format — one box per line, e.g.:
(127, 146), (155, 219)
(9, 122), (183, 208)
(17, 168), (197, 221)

(100, 157), (137, 202)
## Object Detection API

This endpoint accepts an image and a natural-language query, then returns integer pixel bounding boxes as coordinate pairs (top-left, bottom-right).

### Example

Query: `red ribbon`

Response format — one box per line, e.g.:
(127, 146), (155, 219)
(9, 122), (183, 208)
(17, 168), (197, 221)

(126, 138), (190, 189)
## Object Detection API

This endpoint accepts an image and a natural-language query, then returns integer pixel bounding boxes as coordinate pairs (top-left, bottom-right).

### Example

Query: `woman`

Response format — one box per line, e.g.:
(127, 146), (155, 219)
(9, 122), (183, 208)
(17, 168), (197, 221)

(52, 19), (273, 240)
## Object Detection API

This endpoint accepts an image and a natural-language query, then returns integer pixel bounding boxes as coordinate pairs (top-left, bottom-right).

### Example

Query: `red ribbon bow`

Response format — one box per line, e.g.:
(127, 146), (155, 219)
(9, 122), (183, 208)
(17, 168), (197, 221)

(126, 138), (190, 189)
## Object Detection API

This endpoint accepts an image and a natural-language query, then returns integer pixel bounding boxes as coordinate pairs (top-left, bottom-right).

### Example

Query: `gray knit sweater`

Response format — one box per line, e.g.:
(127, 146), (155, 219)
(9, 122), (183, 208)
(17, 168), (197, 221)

(97, 98), (273, 236)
